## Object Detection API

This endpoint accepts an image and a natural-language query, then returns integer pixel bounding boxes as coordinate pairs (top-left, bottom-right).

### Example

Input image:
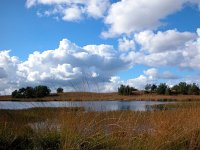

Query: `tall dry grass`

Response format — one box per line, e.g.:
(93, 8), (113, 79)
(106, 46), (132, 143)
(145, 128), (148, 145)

(1, 103), (200, 149)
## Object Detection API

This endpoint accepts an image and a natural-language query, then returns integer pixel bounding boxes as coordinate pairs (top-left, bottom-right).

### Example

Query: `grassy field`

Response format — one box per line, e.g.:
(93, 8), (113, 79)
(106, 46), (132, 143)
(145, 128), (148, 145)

(1, 103), (200, 149)
(1, 92), (200, 101)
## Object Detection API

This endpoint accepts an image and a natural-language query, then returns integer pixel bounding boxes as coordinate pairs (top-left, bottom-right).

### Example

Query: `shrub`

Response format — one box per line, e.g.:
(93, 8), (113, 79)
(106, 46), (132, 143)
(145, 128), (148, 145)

(39, 133), (61, 150)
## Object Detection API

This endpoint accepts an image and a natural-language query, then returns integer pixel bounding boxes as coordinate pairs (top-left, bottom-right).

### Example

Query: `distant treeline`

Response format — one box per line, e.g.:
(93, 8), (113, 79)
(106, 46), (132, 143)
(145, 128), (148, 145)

(118, 82), (200, 95)
(12, 85), (51, 98)
(118, 85), (138, 95)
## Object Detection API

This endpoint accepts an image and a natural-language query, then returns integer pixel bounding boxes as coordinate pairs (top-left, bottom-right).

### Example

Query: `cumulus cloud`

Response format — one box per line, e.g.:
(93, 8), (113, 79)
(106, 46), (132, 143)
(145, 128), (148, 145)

(26, 0), (110, 21)
(0, 68), (7, 79)
(26, 0), (200, 37)
(102, 0), (186, 37)
(144, 68), (179, 79)
(134, 30), (196, 53)
(102, 0), (200, 37)
(0, 34), (199, 94)
(0, 51), (20, 94)
(0, 39), (131, 94)
(121, 29), (200, 70)
(102, 68), (180, 92)
(118, 37), (135, 52)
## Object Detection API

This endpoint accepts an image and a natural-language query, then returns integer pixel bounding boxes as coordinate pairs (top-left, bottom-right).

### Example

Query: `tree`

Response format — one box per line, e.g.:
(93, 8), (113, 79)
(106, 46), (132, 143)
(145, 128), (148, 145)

(57, 87), (64, 93)
(178, 82), (188, 95)
(188, 83), (200, 95)
(156, 83), (168, 95)
(118, 84), (137, 96)
(34, 85), (51, 98)
(165, 87), (171, 95)
(151, 84), (157, 92)
(12, 85), (51, 98)
(171, 85), (179, 94)
(145, 84), (152, 92)
(24, 87), (35, 98)
(12, 90), (19, 98)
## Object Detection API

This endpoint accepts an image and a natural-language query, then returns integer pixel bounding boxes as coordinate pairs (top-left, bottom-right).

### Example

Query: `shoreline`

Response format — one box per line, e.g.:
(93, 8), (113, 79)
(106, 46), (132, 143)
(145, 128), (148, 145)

(0, 92), (200, 102)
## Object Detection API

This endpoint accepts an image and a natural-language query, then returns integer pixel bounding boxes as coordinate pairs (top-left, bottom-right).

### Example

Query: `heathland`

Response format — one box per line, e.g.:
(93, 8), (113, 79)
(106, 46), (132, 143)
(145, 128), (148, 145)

(1, 92), (200, 102)
(1, 82), (200, 149)
(1, 103), (200, 149)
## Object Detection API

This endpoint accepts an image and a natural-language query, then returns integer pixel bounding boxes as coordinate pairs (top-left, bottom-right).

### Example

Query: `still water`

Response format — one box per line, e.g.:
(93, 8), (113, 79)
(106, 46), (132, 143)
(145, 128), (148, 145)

(0, 100), (175, 112)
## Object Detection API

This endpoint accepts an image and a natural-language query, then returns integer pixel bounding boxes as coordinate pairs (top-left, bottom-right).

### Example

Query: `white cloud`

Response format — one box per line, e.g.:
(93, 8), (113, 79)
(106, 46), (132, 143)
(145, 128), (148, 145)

(102, 0), (200, 38)
(0, 68), (7, 79)
(0, 39), (131, 94)
(86, 0), (110, 19)
(102, 0), (187, 37)
(118, 37), (135, 52)
(0, 51), (20, 94)
(134, 29), (196, 53)
(144, 68), (179, 79)
(103, 68), (180, 91)
(144, 68), (158, 79)
(62, 6), (83, 21)
(121, 29), (200, 70)
(26, 0), (110, 21)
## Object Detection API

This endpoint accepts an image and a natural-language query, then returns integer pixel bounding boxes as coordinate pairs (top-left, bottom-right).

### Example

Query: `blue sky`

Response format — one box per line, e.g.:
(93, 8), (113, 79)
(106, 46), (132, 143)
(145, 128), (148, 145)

(0, 0), (200, 94)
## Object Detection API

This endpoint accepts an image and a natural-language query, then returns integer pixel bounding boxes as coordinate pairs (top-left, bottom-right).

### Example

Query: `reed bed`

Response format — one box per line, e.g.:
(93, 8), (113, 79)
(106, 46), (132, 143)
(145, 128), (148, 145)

(0, 103), (200, 149)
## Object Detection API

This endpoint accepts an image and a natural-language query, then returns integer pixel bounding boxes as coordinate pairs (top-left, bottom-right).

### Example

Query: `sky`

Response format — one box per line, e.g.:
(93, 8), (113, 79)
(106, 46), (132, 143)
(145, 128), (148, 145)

(1, 0), (200, 94)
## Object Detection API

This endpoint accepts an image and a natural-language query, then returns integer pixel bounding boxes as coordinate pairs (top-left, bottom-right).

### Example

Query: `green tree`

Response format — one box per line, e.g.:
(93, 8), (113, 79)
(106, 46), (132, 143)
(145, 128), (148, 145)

(171, 85), (179, 94)
(118, 84), (137, 95)
(165, 87), (171, 95)
(151, 84), (157, 92)
(24, 87), (35, 98)
(145, 84), (151, 92)
(12, 90), (19, 98)
(188, 83), (200, 95)
(178, 82), (188, 95)
(34, 85), (51, 98)
(57, 87), (64, 93)
(156, 83), (168, 95)
(12, 85), (51, 98)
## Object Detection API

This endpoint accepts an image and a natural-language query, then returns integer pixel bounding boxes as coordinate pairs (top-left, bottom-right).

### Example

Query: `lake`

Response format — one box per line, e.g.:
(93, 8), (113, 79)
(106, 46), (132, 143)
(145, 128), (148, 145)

(0, 100), (175, 112)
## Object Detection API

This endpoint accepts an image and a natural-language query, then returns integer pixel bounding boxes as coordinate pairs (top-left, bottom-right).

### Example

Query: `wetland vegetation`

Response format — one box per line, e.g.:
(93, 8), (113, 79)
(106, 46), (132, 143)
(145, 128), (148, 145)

(1, 103), (200, 149)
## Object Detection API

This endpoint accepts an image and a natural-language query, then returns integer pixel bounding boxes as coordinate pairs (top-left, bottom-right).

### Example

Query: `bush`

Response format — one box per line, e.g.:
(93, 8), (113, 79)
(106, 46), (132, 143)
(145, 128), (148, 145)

(57, 87), (64, 93)
(39, 133), (61, 150)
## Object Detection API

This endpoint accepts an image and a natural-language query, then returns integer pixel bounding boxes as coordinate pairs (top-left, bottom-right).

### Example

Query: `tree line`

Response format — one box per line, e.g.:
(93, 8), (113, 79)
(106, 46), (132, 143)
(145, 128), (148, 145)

(12, 85), (51, 98)
(118, 82), (200, 95)
(12, 86), (64, 98)
(118, 85), (138, 95)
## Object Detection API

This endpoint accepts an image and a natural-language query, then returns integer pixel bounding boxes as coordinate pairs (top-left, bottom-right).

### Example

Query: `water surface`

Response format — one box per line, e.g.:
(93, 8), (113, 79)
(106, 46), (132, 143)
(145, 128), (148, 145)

(0, 100), (175, 112)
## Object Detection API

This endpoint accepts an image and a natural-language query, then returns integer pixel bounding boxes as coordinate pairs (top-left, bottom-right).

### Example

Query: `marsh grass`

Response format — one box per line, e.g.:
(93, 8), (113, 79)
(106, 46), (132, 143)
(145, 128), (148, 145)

(1, 103), (200, 149)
